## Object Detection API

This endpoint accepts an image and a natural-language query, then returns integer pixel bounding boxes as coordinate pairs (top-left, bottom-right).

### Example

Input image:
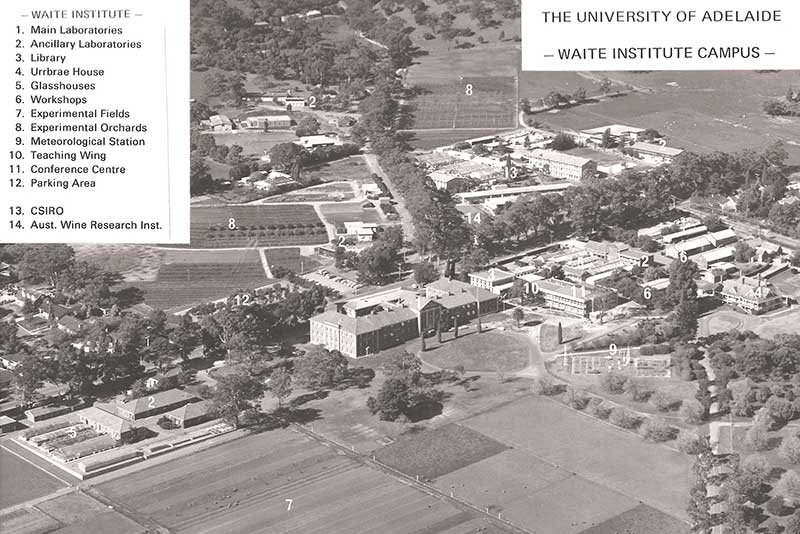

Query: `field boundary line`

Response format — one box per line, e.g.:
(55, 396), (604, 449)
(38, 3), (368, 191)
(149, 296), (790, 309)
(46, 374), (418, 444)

(291, 423), (531, 534)
(1, 443), (74, 487)
(257, 248), (273, 278)
(0, 486), (75, 516)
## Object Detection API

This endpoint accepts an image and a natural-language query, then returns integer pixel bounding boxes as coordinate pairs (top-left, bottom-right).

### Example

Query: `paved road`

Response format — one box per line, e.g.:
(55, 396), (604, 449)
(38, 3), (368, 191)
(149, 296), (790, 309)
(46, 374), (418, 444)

(362, 154), (415, 241)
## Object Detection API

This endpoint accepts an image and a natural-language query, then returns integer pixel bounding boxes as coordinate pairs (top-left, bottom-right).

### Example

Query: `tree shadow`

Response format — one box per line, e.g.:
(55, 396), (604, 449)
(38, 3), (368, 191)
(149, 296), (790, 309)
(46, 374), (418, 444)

(113, 286), (145, 307)
(335, 367), (375, 390)
(290, 390), (329, 407)
(406, 400), (443, 423)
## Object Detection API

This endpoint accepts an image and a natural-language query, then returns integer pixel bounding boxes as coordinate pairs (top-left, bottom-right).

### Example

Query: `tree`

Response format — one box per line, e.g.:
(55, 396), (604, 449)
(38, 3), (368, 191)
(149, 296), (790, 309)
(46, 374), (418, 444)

(293, 347), (348, 389)
(15, 244), (75, 285)
(641, 417), (673, 441)
(295, 116), (320, 137)
(512, 307), (524, 327)
(650, 390), (674, 412)
(367, 377), (410, 421)
(599, 77), (612, 94)
(413, 261), (438, 286)
(190, 152), (214, 195)
(267, 142), (309, 171)
(680, 399), (705, 424)
(549, 133), (577, 151)
(787, 510), (800, 534)
(777, 470), (800, 506)
(600, 128), (613, 148)
(268, 367), (293, 407)
(744, 423), (770, 452)
(212, 372), (265, 427)
(13, 354), (46, 403)
(357, 241), (399, 285)
(780, 434), (800, 464)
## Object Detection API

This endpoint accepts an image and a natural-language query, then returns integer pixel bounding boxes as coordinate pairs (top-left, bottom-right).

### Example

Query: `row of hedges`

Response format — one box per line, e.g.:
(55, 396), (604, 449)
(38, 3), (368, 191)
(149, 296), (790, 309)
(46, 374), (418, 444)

(20, 420), (74, 440)
(53, 435), (117, 462)
(370, 173), (392, 198)
(80, 450), (142, 473)
(207, 222), (325, 231)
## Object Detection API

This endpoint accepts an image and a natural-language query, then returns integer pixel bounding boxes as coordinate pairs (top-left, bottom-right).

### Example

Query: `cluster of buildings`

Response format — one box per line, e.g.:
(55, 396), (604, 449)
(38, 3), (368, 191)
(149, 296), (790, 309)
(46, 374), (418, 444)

(200, 113), (293, 132)
(310, 278), (500, 358)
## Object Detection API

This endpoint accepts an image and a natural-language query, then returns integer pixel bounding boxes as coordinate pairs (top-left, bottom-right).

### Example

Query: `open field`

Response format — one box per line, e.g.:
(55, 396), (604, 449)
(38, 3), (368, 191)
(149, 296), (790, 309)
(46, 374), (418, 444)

(579, 503), (688, 534)
(699, 306), (800, 340)
(208, 130), (298, 156)
(519, 71), (604, 101)
(421, 331), (530, 372)
(264, 248), (320, 274)
(373, 423), (508, 480)
(74, 244), (163, 282)
(406, 128), (516, 150)
(189, 205), (328, 248)
(132, 261), (270, 311)
(0, 445), (68, 509)
(318, 202), (383, 226)
(461, 395), (691, 521)
(161, 248), (262, 264)
(267, 182), (355, 203)
(95, 428), (504, 534)
(407, 76), (517, 130)
(303, 157), (376, 184)
(535, 70), (800, 163)
(407, 47), (519, 84)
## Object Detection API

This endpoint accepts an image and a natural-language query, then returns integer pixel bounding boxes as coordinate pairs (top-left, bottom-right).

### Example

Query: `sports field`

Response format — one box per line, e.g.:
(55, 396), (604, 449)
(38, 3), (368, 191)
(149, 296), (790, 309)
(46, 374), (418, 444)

(459, 396), (691, 524)
(95, 429), (506, 534)
(0, 445), (68, 509)
(189, 205), (328, 248)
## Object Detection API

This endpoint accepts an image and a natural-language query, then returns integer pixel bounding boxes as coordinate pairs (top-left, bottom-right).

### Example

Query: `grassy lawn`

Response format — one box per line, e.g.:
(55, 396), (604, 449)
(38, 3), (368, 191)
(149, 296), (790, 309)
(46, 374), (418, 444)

(404, 128), (517, 150)
(373, 423), (508, 480)
(318, 202), (383, 225)
(420, 330), (530, 372)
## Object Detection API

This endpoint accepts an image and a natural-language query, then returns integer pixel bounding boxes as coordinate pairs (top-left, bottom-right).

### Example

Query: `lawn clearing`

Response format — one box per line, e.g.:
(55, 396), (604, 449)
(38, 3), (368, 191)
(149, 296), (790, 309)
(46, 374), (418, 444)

(188, 205), (328, 248)
(0, 446), (68, 508)
(462, 395), (692, 520)
(0, 507), (61, 534)
(318, 202), (383, 226)
(406, 128), (516, 150)
(161, 248), (262, 264)
(373, 423), (508, 480)
(267, 182), (355, 203)
(96, 428), (492, 534)
(421, 330), (530, 372)
(406, 46), (519, 84)
(264, 248), (320, 274)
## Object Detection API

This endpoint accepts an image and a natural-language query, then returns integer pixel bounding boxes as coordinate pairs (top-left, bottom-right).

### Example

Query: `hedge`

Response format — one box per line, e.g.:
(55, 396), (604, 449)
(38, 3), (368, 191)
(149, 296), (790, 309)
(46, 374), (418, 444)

(21, 420), (74, 441)
(80, 450), (142, 473)
(53, 435), (117, 461)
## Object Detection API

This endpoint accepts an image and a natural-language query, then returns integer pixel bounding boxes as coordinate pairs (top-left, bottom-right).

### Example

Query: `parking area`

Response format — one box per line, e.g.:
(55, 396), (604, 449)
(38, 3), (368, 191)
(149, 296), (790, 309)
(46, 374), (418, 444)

(303, 270), (364, 295)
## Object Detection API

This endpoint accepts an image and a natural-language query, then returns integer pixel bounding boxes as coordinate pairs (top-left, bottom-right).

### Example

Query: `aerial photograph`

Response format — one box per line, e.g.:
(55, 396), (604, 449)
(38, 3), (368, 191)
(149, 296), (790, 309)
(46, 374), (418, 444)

(2, 1), (800, 533)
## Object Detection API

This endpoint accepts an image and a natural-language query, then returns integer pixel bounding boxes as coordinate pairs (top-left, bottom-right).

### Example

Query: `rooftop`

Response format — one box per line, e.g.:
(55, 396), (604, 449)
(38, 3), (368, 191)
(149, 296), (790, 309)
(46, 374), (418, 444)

(529, 149), (594, 166)
(116, 389), (196, 416)
(631, 142), (684, 157)
(581, 124), (646, 136)
(82, 405), (132, 435)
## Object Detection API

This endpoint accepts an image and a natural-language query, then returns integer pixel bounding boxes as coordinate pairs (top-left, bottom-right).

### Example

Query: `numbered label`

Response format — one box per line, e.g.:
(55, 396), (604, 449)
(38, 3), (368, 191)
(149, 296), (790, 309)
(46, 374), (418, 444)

(148, 396), (156, 409)
(465, 84), (473, 96)
(285, 498), (293, 511)
(643, 287), (653, 300)
(228, 218), (237, 230)
(678, 251), (688, 263)
(608, 343), (618, 356)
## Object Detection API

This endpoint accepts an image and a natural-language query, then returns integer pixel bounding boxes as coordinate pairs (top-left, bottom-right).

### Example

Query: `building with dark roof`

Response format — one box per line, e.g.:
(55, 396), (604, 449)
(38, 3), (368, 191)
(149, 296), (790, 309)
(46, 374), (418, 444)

(309, 279), (500, 358)
(103, 389), (197, 421)
(164, 401), (214, 428)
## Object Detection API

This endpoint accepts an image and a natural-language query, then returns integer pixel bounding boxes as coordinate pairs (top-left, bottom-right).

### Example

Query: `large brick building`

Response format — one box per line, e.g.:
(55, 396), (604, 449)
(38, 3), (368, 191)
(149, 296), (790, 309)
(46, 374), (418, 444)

(309, 279), (500, 358)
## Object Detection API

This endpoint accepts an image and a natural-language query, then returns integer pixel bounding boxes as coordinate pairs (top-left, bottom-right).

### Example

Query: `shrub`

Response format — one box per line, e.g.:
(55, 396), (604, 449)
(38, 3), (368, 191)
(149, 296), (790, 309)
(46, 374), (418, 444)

(157, 416), (179, 430)
(767, 396), (795, 426)
(609, 407), (640, 429)
(765, 496), (788, 516)
(680, 399), (706, 424)
(624, 377), (651, 402)
(650, 390), (674, 412)
(641, 417), (675, 442)
(587, 397), (611, 419)
(566, 387), (589, 410)
(676, 429), (704, 454)
(600, 372), (627, 394)
(532, 377), (559, 396)
(781, 435), (800, 464)
(744, 423), (770, 452)
(777, 470), (800, 506)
